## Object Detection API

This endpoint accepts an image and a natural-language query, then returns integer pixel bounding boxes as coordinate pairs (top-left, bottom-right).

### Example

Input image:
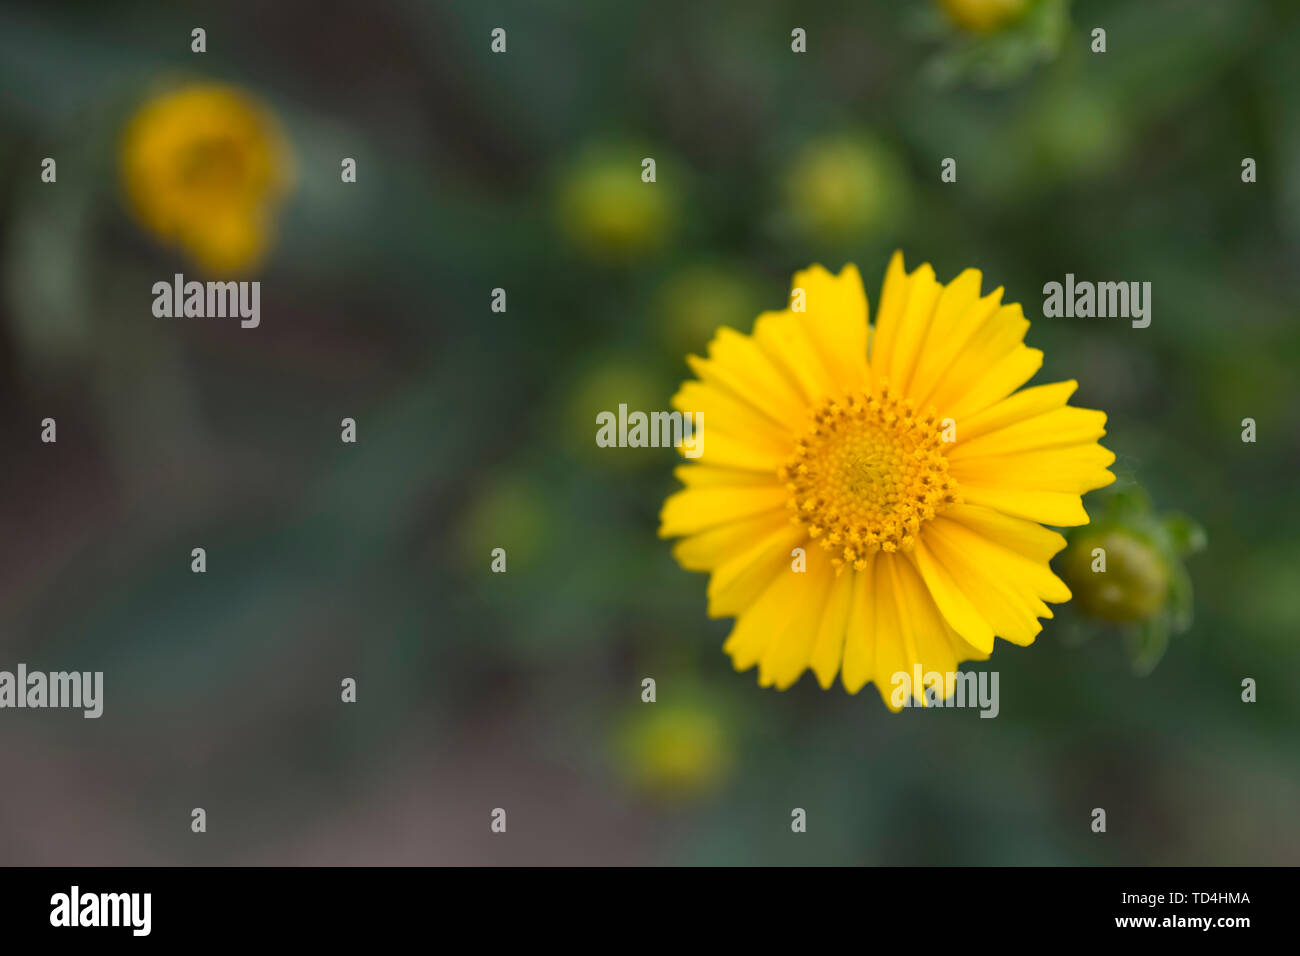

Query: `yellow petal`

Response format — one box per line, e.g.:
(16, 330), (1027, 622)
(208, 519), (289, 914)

(943, 506), (1073, 605)
(808, 562), (855, 688)
(955, 380), (1078, 443)
(840, 554), (879, 693)
(867, 555), (910, 710)
(753, 310), (838, 405)
(898, 267), (984, 400)
(866, 250), (907, 371)
(912, 536), (996, 653)
(723, 558), (818, 672)
(924, 302), (1033, 416)
(675, 429), (785, 471)
(950, 443), (1117, 495)
(659, 485), (788, 538)
(672, 464), (778, 489)
(672, 509), (792, 572)
(789, 263), (871, 391)
(894, 555), (970, 678)
(671, 380), (793, 457)
(951, 406), (1108, 460)
(957, 484), (1092, 526)
(940, 346), (1043, 423)
(906, 280), (1006, 408)
(757, 552), (837, 689)
(706, 522), (808, 618)
(871, 256), (943, 391)
(688, 327), (807, 432)
(923, 519), (1045, 646)
(943, 502), (1068, 564)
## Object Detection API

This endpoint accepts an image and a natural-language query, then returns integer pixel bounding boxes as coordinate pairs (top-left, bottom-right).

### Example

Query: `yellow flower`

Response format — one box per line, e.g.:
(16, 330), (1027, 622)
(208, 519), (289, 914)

(781, 133), (904, 242)
(556, 144), (677, 262)
(653, 264), (761, 356)
(659, 253), (1115, 709)
(938, 0), (1031, 33)
(615, 699), (731, 799)
(120, 83), (293, 274)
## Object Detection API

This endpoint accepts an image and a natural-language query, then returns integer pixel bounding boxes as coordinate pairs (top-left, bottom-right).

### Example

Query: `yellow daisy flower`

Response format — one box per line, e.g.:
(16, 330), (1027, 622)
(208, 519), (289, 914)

(659, 252), (1116, 709)
(120, 83), (294, 274)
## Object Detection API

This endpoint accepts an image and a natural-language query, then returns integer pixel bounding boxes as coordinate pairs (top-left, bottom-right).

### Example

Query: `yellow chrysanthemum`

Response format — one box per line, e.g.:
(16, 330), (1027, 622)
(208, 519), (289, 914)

(659, 252), (1116, 709)
(120, 83), (293, 274)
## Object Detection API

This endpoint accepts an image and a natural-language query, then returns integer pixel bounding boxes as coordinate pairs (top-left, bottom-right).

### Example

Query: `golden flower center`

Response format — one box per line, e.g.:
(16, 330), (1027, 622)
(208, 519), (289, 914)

(780, 385), (960, 571)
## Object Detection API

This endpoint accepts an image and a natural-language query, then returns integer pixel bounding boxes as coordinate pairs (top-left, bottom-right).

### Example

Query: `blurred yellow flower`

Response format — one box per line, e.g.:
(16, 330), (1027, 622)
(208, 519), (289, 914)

(615, 699), (730, 799)
(781, 134), (904, 243)
(556, 144), (677, 262)
(653, 264), (760, 356)
(659, 253), (1115, 709)
(938, 0), (1031, 33)
(120, 83), (294, 274)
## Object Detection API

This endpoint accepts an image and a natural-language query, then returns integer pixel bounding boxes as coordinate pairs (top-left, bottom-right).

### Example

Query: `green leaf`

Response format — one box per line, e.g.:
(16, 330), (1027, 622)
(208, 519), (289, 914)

(1124, 617), (1170, 676)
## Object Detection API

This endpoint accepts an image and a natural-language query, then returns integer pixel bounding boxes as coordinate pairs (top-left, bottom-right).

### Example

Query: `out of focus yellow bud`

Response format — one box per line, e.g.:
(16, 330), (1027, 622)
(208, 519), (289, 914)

(556, 144), (678, 262)
(614, 698), (731, 800)
(780, 133), (905, 243)
(938, 0), (1032, 34)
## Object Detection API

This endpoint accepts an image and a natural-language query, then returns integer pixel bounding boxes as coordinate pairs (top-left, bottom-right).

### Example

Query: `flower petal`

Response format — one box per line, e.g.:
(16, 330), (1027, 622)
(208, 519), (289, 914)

(706, 522), (807, 618)
(671, 509), (792, 572)
(840, 553), (880, 693)
(923, 518), (1047, 646)
(671, 381), (792, 458)
(809, 561), (855, 688)
(789, 263), (871, 391)
(912, 535), (996, 654)
(723, 556), (816, 672)
(659, 485), (788, 538)
(688, 327), (807, 432)
(870, 253), (943, 391)
(757, 552), (838, 689)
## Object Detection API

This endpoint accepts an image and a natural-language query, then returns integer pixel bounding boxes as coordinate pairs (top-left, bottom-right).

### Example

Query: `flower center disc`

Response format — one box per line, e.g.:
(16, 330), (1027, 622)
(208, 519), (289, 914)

(780, 384), (959, 572)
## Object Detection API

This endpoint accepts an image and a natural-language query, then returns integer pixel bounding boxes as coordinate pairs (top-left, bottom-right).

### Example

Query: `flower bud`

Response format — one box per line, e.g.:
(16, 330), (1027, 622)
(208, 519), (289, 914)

(938, 0), (1032, 34)
(1061, 527), (1170, 624)
(556, 144), (678, 263)
(614, 698), (731, 800)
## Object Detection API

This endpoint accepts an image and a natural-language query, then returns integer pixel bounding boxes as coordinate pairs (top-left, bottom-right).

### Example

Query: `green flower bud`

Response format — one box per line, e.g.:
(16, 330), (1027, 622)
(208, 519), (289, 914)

(1062, 527), (1170, 624)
